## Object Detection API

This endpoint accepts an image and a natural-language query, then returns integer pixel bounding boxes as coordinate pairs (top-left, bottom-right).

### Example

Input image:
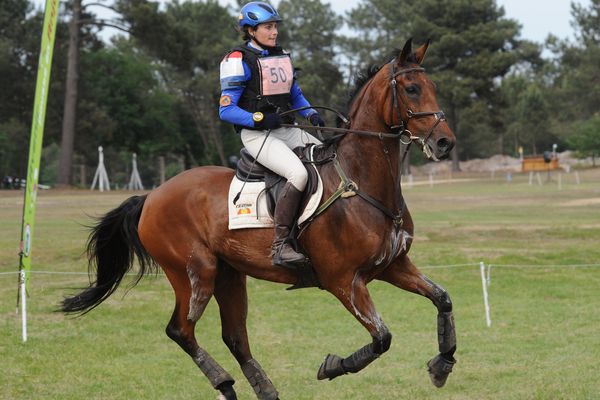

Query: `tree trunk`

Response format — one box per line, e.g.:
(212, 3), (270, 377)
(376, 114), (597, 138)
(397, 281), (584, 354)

(199, 98), (227, 166)
(497, 132), (504, 155)
(185, 94), (226, 166)
(57, 0), (81, 186)
(450, 146), (460, 171)
(448, 104), (460, 171)
(159, 156), (165, 185)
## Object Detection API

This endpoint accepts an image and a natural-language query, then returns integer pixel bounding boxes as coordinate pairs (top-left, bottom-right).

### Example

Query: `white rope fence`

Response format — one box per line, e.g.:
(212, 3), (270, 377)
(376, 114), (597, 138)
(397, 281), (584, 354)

(0, 271), (157, 277)
(420, 262), (600, 328)
(6, 262), (599, 276)
(4, 262), (600, 328)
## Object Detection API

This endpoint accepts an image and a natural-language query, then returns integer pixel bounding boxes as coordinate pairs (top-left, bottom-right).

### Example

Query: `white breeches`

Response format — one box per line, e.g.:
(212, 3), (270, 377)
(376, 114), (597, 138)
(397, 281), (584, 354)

(240, 127), (322, 191)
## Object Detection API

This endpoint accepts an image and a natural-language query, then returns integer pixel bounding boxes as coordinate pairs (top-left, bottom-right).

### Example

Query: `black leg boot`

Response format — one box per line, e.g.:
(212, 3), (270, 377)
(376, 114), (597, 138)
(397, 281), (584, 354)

(272, 182), (306, 267)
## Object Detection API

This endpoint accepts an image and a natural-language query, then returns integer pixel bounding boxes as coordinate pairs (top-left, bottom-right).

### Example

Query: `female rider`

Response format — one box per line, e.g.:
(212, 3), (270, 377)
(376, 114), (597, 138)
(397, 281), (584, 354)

(218, 2), (325, 268)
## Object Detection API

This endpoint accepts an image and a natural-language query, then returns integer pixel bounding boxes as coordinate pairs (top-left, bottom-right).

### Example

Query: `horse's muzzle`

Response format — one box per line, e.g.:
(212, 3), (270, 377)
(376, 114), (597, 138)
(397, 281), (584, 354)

(426, 136), (455, 161)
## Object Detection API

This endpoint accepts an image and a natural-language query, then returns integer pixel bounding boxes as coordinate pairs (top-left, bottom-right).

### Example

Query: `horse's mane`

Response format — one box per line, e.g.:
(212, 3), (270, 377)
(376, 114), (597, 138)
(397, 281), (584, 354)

(347, 65), (383, 105)
(324, 64), (386, 147)
(347, 49), (420, 108)
(327, 49), (420, 145)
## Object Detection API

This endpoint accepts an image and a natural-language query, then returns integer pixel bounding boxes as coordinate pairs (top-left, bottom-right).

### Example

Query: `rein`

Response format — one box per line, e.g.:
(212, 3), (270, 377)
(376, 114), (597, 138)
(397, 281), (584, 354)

(282, 61), (446, 154)
(280, 123), (415, 140)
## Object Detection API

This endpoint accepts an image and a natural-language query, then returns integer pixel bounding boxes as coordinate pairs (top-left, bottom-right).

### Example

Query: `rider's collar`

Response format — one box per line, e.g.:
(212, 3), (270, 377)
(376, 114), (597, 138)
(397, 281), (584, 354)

(247, 40), (281, 56)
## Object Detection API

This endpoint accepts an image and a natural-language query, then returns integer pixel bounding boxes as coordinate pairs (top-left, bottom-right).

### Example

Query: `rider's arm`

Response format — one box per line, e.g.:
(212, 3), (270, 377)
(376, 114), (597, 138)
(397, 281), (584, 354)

(218, 52), (256, 128)
(290, 81), (317, 119)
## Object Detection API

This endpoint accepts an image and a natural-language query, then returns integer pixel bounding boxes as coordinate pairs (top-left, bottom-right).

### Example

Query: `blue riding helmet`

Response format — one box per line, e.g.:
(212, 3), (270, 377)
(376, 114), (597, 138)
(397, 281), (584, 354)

(238, 2), (282, 28)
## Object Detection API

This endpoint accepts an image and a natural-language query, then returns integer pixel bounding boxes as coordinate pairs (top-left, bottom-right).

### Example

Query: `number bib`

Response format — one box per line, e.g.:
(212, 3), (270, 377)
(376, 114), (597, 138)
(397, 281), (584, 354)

(258, 56), (293, 96)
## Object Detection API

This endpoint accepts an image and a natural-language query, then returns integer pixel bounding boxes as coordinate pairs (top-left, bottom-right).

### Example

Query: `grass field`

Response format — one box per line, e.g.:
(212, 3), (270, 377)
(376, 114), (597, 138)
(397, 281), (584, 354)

(1, 169), (599, 399)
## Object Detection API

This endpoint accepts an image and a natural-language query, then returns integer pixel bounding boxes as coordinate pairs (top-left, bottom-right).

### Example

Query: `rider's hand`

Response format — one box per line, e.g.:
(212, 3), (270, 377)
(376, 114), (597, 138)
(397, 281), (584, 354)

(309, 113), (325, 127)
(254, 112), (282, 130)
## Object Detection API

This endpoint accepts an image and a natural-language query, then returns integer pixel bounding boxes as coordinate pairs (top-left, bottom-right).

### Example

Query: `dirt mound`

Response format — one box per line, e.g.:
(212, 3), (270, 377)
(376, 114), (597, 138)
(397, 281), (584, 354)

(417, 154), (521, 175)
(415, 151), (593, 175)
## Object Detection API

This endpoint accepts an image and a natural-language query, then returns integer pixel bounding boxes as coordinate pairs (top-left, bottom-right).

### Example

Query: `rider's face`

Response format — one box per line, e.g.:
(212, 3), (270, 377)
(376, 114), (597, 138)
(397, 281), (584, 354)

(249, 22), (278, 47)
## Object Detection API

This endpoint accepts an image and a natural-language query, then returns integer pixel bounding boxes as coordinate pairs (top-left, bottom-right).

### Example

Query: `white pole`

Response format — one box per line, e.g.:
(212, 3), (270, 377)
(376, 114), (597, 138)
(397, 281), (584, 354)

(480, 261), (492, 327)
(128, 153), (144, 190)
(558, 173), (562, 190)
(99, 146), (105, 192)
(536, 172), (542, 186)
(528, 171), (533, 185)
(429, 173), (433, 188)
(575, 171), (580, 185)
(91, 146), (110, 191)
(20, 269), (27, 342)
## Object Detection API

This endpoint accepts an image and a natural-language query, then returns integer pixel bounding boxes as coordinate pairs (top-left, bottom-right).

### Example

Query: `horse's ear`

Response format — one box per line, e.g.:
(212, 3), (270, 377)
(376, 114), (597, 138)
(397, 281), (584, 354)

(414, 39), (431, 65)
(398, 38), (413, 64)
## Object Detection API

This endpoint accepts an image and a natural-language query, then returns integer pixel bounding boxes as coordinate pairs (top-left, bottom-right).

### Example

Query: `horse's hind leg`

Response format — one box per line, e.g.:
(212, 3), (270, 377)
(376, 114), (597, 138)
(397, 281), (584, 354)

(377, 255), (456, 388)
(162, 251), (237, 400)
(214, 261), (279, 400)
(317, 273), (392, 381)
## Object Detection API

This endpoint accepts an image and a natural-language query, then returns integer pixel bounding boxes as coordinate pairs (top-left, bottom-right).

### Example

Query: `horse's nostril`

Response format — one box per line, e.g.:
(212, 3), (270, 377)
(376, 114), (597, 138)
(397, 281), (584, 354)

(437, 137), (452, 151)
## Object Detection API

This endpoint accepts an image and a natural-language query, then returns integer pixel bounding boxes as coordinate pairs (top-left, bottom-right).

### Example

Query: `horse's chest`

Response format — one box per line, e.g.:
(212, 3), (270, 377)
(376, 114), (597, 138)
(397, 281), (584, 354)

(374, 227), (412, 267)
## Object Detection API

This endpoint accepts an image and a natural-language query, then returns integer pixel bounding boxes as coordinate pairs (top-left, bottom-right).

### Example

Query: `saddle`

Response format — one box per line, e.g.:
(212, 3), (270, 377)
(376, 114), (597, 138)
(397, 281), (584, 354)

(234, 146), (323, 218)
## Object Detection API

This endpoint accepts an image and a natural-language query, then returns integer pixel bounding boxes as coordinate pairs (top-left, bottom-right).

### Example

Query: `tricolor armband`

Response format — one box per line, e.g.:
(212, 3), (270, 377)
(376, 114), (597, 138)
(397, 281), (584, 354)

(220, 51), (246, 90)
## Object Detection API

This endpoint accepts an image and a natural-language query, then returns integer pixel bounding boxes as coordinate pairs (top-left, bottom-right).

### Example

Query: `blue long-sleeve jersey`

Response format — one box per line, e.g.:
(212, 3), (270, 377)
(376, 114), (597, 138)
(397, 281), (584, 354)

(218, 45), (316, 128)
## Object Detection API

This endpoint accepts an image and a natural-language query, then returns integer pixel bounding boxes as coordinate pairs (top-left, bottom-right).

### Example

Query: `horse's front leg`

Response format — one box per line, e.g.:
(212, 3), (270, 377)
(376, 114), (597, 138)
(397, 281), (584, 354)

(317, 272), (392, 380)
(377, 255), (457, 388)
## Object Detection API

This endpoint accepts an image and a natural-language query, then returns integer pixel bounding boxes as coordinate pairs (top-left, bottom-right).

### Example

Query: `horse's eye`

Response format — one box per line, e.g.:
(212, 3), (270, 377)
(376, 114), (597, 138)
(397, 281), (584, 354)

(405, 85), (420, 95)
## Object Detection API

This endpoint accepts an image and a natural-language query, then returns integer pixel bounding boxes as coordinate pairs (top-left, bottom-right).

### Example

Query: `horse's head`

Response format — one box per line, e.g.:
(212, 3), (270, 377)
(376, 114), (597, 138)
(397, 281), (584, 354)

(381, 39), (455, 161)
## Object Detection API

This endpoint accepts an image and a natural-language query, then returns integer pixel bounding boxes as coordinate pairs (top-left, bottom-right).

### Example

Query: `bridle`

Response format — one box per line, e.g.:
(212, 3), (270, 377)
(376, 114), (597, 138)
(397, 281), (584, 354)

(388, 60), (446, 160)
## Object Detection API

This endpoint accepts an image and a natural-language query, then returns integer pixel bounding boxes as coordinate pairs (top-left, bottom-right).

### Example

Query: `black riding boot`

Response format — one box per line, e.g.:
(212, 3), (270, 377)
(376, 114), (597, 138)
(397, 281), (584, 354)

(272, 182), (306, 267)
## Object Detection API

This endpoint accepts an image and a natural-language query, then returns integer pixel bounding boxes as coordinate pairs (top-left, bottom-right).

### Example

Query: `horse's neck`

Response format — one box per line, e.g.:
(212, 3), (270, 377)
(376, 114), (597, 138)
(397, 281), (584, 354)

(337, 81), (402, 203)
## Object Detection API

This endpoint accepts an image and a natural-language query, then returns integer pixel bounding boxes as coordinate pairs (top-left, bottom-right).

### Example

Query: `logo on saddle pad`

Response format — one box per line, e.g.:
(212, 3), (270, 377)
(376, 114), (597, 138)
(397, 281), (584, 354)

(235, 203), (253, 215)
(227, 172), (323, 230)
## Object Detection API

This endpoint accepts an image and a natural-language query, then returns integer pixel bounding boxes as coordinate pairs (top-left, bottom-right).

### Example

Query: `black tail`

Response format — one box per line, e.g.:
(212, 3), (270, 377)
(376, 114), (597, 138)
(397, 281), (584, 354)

(61, 195), (155, 314)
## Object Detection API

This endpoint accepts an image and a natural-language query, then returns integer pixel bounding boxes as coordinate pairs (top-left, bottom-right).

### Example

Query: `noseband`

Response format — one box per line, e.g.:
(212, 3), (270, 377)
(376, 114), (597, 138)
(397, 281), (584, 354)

(388, 61), (446, 159)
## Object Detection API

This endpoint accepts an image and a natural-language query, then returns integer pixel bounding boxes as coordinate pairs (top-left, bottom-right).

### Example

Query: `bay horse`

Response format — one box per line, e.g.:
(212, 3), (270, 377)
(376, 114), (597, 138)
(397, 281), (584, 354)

(62, 39), (457, 400)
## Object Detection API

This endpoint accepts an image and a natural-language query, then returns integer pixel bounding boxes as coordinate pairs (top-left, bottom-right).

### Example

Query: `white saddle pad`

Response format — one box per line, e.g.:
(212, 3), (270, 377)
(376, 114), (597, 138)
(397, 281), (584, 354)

(228, 166), (323, 230)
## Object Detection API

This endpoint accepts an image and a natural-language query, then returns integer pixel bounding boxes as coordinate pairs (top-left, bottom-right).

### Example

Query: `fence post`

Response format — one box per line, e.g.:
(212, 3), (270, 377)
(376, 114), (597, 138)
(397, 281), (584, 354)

(480, 261), (492, 327)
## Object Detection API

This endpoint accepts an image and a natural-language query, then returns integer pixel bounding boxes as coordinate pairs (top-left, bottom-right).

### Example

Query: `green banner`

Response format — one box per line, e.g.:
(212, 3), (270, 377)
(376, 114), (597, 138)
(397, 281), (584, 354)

(19, 0), (60, 288)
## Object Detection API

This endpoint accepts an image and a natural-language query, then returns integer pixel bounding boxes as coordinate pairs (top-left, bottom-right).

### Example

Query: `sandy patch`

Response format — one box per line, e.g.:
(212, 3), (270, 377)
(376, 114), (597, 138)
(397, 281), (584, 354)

(560, 198), (600, 207)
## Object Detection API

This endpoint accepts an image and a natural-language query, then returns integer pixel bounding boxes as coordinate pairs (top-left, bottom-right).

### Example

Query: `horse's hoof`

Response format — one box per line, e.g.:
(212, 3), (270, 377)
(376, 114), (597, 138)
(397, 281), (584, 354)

(215, 392), (236, 400)
(317, 354), (346, 380)
(427, 353), (456, 388)
(216, 383), (237, 400)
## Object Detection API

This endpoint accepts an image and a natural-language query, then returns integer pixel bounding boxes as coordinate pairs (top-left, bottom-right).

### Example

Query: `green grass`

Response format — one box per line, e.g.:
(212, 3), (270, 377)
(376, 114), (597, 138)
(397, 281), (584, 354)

(1, 169), (600, 399)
